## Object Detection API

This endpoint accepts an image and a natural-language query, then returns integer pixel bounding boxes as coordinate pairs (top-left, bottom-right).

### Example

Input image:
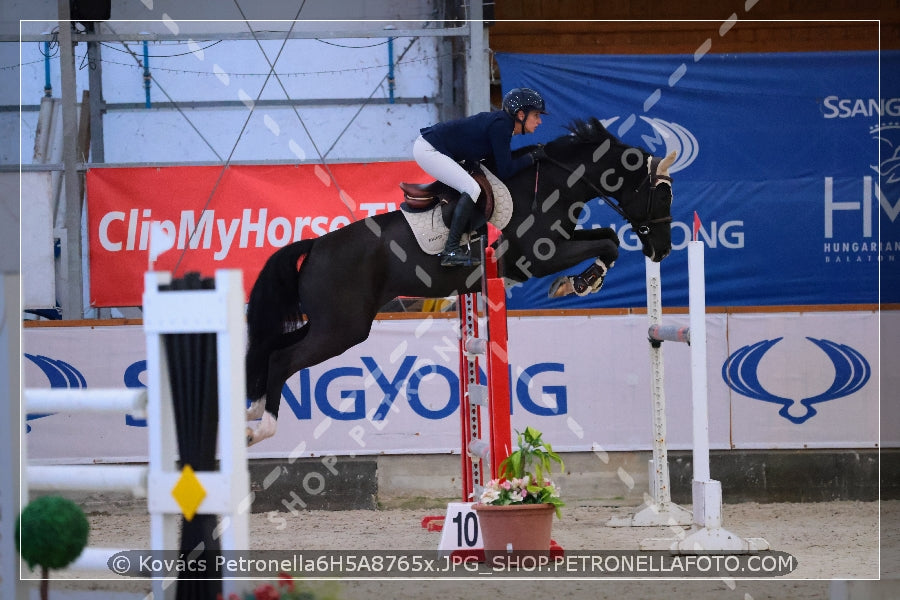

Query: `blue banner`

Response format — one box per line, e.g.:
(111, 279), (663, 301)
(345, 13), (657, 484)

(495, 51), (899, 308)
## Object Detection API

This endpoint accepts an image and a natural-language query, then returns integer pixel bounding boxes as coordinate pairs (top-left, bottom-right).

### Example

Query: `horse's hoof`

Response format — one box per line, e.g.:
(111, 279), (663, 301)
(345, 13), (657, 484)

(246, 399), (265, 421)
(548, 276), (574, 298)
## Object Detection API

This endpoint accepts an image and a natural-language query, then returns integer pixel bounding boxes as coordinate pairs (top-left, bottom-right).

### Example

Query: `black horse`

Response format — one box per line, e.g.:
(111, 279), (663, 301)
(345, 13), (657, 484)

(244, 117), (676, 444)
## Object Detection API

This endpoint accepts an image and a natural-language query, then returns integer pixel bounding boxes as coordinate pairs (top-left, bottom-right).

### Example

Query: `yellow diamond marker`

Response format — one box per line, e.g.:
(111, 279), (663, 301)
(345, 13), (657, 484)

(171, 464), (206, 521)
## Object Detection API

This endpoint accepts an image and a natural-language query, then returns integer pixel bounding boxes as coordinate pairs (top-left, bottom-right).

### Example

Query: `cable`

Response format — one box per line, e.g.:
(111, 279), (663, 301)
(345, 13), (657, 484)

(14, 38), (456, 78)
(1, 59), (46, 70)
(102, 22), (223, 161)
(99, 40), (222, 58)
(314, 38), (392, 49)
(323, 36), (421, 159)
(231, 0), (360, 220)
(72, 50), (450, 78)
(37, 29), (59, 59)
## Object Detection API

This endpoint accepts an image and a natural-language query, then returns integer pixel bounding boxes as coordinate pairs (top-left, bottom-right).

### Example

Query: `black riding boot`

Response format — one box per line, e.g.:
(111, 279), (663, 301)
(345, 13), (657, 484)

(439, 194), (481, 267)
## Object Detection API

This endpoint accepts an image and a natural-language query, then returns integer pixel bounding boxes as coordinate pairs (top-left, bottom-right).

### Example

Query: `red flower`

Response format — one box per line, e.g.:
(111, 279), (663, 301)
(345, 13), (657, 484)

(277, 572), (295, 592)
(253, 584), (280, 600)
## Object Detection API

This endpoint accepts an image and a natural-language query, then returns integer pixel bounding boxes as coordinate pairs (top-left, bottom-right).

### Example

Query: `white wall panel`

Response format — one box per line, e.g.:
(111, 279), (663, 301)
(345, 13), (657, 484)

(22, 310), (883, 464)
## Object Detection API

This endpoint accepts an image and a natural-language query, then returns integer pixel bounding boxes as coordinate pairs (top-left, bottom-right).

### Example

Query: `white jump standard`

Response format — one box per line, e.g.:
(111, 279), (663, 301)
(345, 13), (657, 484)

(638, 239), (769, 553)
(20, 269), (251, 598)
(606, 255), (692, 529)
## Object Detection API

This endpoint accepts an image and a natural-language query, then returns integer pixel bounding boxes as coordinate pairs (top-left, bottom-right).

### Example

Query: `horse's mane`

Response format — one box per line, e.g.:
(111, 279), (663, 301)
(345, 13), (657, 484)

(563, 117), (629, 149)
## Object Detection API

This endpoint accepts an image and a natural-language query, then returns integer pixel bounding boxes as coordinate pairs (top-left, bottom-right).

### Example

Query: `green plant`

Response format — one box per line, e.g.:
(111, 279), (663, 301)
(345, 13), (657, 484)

(16, 495), (90, 600)
(478, 426), (565, 518)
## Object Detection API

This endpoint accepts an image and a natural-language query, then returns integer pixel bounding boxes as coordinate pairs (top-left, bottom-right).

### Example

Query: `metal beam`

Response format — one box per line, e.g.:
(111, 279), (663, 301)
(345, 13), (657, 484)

(57, 6), (83, 319)
(7, 156), (417, 172)
(465, 4), (490, 114)
(87, 40), (104, 162)
(437, 0), (459, 122)
(12, 25), (470, 44)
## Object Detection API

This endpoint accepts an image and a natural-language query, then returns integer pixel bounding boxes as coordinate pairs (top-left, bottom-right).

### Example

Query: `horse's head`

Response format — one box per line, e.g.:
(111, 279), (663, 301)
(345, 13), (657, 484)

(633, 150), (675, 262)
(544, 118), (675, 262)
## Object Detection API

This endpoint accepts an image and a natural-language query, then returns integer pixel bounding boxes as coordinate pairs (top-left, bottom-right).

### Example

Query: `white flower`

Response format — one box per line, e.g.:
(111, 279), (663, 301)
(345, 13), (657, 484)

(480, 487), (501, 503)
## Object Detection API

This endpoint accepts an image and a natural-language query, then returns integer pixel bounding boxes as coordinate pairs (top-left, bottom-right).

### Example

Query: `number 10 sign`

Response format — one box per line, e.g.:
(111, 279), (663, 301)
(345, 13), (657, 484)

(437, 502), (484, 556)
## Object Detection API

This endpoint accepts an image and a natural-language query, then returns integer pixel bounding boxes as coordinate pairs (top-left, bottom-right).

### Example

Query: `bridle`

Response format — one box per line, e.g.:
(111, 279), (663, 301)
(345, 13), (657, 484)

(535, 149), (673, 236)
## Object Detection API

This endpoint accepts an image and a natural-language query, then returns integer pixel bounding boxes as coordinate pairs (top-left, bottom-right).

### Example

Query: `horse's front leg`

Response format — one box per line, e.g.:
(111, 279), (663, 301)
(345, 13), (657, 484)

(544, 230), (620, 298)
(549, 258), (612, 298)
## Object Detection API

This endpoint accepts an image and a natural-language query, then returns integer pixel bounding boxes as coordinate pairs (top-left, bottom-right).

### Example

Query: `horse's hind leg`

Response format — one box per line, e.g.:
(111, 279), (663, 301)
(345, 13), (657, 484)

(246, 399), (265, 421)
(246, 320), (375, 446)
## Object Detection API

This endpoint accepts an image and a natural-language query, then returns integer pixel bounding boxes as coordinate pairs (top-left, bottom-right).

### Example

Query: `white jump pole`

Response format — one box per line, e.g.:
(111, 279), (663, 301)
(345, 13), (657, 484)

(689, 240), (710, 485)
(24, 388), (147, 418)
(641, 235), (769, 552)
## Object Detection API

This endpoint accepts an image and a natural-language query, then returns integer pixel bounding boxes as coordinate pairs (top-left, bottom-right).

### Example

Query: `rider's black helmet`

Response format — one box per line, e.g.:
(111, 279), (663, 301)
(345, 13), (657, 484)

(502, 88), (547, 117)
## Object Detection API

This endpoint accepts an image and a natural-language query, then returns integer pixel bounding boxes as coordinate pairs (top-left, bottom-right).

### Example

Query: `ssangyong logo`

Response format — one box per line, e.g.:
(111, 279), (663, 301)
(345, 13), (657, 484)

(601, 116), (699, 174)
(24, 354), (87, 432)
(722, 337), (870, 424)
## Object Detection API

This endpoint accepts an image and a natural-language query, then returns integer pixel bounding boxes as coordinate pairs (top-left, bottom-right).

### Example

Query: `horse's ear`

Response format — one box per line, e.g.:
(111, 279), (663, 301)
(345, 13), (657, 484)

(657, 150), (677, 176)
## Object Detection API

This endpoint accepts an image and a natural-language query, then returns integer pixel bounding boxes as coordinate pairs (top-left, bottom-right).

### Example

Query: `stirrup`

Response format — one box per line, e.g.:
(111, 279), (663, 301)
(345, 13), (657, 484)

(439, 247), (481, 267)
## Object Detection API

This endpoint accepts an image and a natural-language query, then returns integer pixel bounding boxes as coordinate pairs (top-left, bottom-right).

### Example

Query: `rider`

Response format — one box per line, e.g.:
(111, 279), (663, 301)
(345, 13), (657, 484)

(413, 87), (547, 267)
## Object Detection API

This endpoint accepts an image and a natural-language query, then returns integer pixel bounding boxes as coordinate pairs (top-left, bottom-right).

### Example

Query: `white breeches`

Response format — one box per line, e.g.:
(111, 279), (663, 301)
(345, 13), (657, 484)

(412, 136), (481, 201)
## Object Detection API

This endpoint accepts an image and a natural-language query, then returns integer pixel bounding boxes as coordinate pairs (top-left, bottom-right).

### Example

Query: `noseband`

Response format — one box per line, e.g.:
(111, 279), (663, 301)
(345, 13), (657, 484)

(537, 150), (673, 235)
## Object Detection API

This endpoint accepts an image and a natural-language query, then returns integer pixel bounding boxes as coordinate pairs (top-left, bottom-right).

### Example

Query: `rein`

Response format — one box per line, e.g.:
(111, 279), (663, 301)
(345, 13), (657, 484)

(535, 150), (672, 235)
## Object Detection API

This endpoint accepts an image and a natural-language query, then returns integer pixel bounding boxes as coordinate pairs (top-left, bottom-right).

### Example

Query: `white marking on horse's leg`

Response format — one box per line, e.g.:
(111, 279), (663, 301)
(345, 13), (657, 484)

(246, 411), (278, 446)
(548, 276), (576, 298)
(246, 399), (265, 421)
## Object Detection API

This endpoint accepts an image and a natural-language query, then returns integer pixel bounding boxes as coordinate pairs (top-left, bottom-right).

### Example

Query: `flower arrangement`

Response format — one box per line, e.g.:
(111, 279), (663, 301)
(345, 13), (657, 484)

(478, 426), (565, 518)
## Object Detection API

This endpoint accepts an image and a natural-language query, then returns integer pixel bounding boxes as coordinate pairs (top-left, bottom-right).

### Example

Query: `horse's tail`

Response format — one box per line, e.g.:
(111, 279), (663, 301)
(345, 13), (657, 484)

(245, 239), (315, 400)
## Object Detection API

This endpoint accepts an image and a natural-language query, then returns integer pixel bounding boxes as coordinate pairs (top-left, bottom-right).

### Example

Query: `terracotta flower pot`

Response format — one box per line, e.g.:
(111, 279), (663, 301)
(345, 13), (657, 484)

(473, 503), (555, 556)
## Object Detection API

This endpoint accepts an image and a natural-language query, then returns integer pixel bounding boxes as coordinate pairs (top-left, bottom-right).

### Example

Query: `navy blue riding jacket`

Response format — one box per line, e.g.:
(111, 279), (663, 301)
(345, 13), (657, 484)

(420, 110), (534, 180)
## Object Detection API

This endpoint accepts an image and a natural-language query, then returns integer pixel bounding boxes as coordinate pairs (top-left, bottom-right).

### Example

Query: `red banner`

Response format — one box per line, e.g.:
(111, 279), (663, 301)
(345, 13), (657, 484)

(87, 162), (427, 306)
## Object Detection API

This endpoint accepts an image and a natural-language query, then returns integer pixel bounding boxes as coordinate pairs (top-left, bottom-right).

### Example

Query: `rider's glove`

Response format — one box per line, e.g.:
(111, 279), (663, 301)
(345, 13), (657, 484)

(530, 144), (547, 163)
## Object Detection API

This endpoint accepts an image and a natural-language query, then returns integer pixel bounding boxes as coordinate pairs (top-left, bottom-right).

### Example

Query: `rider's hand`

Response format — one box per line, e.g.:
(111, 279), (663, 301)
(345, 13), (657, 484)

(460, 159), (479, 173)
(530, 145), (547, 163)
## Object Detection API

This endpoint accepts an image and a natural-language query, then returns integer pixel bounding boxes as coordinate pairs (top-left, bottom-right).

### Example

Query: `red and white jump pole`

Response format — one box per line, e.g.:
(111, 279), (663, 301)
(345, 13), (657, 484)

(434, 241), (553, 558)
(457, 246), (512, 499)
(426, 246), (512, 537)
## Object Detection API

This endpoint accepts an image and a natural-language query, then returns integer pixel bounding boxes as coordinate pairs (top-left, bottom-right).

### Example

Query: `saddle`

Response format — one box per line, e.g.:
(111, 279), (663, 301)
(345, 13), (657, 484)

(399, 170), (495, 228)
(398, 164), (514, 255)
